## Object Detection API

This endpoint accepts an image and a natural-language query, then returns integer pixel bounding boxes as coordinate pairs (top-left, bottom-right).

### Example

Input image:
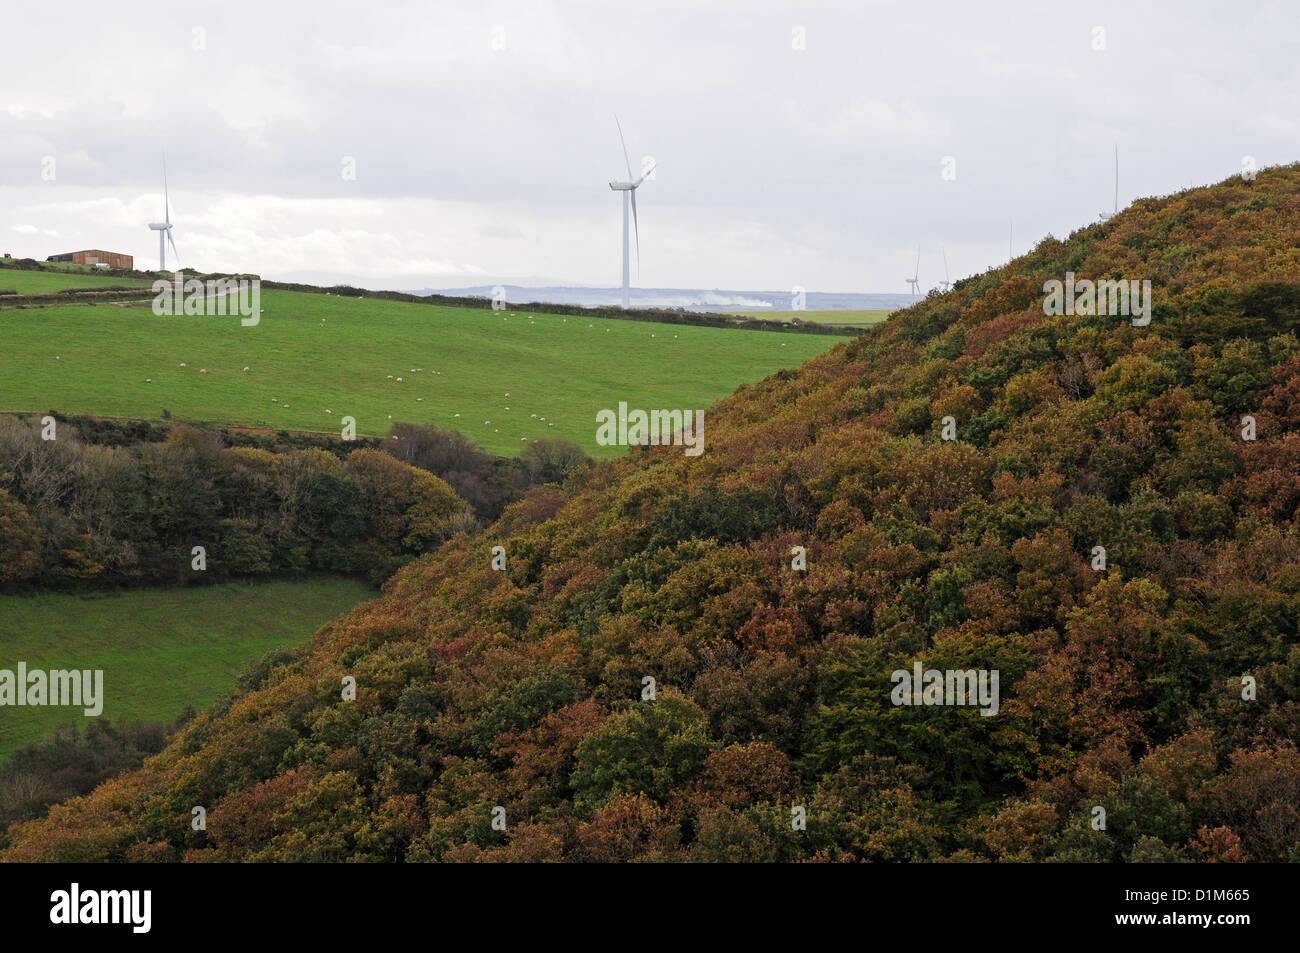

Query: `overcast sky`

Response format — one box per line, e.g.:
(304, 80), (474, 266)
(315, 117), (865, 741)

(1, 0), (1295, 293)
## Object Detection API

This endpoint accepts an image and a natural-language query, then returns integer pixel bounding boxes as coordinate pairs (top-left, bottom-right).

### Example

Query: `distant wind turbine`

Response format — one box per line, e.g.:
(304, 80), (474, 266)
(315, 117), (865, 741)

(906, 245), (920, 297)
(608, 117), (654, 309)
(147, 156), (179, 272)
(1102, 144), (1119, 220)
(1114, 143), (1119, 215)
(938, 247), (951, 292)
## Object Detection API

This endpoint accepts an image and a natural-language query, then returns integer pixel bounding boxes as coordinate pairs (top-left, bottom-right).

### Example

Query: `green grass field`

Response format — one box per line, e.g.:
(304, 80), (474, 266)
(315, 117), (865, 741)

(733, 308), (892, 326)
(0, 268), (151, 294)
(0, 287), (843, 457)
(0, 577), (376, 760)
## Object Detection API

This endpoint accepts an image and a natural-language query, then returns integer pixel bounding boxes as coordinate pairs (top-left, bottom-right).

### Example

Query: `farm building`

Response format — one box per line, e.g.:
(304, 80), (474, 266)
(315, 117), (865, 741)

(46, 249), (133, 269)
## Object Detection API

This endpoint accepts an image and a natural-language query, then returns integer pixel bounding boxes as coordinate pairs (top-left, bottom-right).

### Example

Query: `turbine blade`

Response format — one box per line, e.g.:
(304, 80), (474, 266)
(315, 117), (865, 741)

(634, 161), (656, 187)
(167, 228), (179, 269)
(615, 115), (633, 181)
(630, 187), (640, 277)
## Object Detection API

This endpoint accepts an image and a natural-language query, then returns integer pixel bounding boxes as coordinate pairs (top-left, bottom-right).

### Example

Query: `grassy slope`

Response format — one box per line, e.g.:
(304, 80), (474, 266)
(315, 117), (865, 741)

(0, 268), (151, 294)
(0, 289), (840, 457)
(0, 577), (376, 760)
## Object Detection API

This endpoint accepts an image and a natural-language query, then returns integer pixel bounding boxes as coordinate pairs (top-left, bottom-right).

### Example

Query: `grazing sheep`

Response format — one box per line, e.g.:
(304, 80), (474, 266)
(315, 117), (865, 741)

(531, 413), (537, 418)
(417, 398), (423, 402)
(396, 377), (403, 382)
(199, 368), (208, 374)
(548, 423), (554, 427)
(326, 409), (333, 414)
(387, 374), (394, 379)
(145, 378), (151, 382)
(179, 362), (186, 367)
(243, 366), (250, 371)
(453, 413), (460, 418)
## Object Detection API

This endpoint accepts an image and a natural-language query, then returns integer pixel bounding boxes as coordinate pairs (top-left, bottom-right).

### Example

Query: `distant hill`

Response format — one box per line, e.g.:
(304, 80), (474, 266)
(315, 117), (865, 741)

(408, 285), (917, 314)
(5, 164), (1299, 862)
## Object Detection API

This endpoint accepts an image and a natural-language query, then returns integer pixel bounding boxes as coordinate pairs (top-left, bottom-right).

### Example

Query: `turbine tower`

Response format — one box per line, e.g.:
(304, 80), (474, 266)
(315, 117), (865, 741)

(905, 245), (920, 298)
(147, 157), (179, 272)
(608, 117), (654, 309)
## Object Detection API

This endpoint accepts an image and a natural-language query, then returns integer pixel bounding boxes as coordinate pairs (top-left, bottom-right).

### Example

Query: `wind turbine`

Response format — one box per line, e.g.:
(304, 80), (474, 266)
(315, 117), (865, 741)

(608, 117), (654, 309)
(938, 247), (951, 292)
(147, 157), (179, 272)
(1101, 144), (1119, 220)
(905, 245), (920, 298)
